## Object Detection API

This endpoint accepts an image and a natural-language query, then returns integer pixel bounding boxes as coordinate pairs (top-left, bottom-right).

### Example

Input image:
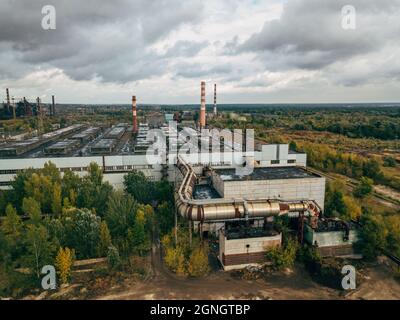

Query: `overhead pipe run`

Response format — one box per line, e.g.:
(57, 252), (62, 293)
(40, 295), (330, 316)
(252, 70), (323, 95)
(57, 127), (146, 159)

(174, 156), (321, 222)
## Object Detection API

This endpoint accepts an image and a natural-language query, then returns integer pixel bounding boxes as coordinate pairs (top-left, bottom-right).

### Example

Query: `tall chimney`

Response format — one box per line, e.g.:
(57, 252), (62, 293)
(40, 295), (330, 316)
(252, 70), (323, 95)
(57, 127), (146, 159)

(12, 97), (16, 119)
(6, 88), (10, 107)
(132, 95), (138, 133)
(37, 97), (43, 135)
(52, 95), (55, 116)
(213, 84), (217, 116)
(200, 81), (206, 128)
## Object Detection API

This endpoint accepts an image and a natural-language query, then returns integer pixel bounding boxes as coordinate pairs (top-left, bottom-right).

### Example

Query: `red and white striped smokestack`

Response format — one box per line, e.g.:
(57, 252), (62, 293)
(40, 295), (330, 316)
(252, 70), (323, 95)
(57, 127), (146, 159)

(132, 95), (138, 133)
(213, 84), (217, 116)
(200, 81), (206, 128)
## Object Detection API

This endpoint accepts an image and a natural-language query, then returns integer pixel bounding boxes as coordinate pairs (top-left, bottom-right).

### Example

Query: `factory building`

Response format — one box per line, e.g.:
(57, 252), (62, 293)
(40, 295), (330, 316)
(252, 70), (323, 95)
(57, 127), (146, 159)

(90, 139), (118, 154)
(44, 139), (81, 156)
(0, 124), (83, 157)
(71, 127), (101, 144)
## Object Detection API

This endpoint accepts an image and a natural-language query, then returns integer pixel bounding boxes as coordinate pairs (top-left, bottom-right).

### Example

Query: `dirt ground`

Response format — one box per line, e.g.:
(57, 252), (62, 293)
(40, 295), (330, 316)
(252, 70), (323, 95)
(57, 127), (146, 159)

(90, 239), (400, 300)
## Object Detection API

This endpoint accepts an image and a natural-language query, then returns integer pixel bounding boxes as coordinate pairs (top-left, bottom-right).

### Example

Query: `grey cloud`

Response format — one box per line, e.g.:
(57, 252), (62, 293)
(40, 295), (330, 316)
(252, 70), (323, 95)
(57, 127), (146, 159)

(175, 63), (232, 79)
(0, 0), (205, 83)
(237, 0), (400, 70)
(164, 40), (208, 58)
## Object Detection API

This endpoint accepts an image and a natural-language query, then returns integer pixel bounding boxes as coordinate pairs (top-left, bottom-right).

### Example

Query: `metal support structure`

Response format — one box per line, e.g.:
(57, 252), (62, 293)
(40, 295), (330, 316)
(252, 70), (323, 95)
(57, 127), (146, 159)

(189, 220), (192, 248)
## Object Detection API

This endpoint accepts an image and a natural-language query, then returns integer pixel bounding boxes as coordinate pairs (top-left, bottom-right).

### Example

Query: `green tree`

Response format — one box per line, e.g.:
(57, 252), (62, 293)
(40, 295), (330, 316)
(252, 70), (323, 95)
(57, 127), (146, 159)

(325, 190), (346, 218)
(266, 239), (298, 271)
(23, 224), (57, 279)
(107, 245), (121, 270)
(353, 177), (373, 199)
(51, 183), (62, 215)
(130, 209), (150, 256)
(124, 170), (155, 204)
(62, 209), (101, 259)
(105, 191), (137, 240)
(97, 221), (112, 257)
(156, 202), (175, 236)
(0, 204), (23, 264)
(356, 214), (387, 261)
(22, 197), (42, 224)
(76, 162), (112, 215)
(383, 156), (396, 167)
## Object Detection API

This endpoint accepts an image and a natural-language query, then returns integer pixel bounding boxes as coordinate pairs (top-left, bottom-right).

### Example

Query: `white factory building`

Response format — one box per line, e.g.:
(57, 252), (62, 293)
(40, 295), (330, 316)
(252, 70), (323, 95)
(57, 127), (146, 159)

(0, 143), (310, 190)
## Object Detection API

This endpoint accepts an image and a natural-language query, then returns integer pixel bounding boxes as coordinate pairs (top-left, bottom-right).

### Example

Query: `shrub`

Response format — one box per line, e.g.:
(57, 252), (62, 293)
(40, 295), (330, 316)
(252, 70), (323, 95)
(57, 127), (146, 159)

(107, 245), (121, 271)
(188, 246), (210, 277)
(266, 239), (298, 270)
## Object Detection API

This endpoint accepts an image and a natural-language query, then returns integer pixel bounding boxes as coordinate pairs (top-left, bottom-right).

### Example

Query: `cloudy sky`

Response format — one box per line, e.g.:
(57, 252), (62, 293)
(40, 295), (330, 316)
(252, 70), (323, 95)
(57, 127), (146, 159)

(1, 0), (400, 104)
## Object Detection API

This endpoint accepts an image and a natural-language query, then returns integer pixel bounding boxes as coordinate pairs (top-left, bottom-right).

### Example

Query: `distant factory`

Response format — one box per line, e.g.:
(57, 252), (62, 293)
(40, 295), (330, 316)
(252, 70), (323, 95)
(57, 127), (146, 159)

(1, 88), (57, 120)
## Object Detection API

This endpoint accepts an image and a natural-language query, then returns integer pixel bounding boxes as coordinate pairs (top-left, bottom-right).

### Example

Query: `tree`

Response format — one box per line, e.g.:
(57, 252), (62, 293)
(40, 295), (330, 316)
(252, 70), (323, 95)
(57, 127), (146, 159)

(353, 177), (373, 199)
(130, 209), (150, 256)
(97, 221), (112, 257)
(51, 183), (62, 215)
(343, 196), (361, 220)
(62, 209), (101, 259)
(124, 170), (155, 204)
(107, 245), (121, 270)
(0, 204), (23, 264)
(156, 202), (175, 236)
(105, 191), (137, 240)
(23, 224), (57, 279)
(383, 156), (396, 167)
(266, 239), (298, 271)
(384, 215), (400, 257)
(187, 246), (210, 277)
(325, 190), (346, 218)
(356, 214), (387, 261)
(22, 197), (42, 224)
(76, 163), (112, 215)
(55, 247), (75, 284)
(1, 204), (22, 247)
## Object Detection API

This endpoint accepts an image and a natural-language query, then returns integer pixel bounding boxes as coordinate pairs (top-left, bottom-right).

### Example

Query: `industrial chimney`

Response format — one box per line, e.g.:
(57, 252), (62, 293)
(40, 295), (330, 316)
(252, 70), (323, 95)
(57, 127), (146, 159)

(132, 95), (138, 133)
(200, 81), (206, 128)
(6, 88), (10, 108)
(213, 84), (217, 116)
(51, 95), (55, 116)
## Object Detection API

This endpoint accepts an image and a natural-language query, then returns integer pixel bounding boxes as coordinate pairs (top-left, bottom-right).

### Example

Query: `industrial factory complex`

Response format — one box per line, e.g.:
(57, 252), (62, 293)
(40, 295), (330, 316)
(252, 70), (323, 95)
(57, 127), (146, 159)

(0, 83), (360, 271)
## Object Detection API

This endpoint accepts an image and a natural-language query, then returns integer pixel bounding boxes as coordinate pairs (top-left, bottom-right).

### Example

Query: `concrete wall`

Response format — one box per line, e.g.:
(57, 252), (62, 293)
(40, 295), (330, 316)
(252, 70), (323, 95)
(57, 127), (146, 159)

(219, 232), (281, 259)
(219, 231), (281, 270)
(304, 224), (359, 247)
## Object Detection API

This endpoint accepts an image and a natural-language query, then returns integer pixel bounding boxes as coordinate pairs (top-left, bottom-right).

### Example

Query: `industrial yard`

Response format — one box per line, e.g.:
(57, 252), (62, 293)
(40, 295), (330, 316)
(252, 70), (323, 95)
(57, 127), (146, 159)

(1, 82), (399, 301)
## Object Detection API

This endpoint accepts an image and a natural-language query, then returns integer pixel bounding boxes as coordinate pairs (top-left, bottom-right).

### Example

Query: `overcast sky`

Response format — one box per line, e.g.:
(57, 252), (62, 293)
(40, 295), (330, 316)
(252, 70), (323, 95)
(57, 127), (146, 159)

(1, 0), (400, 104)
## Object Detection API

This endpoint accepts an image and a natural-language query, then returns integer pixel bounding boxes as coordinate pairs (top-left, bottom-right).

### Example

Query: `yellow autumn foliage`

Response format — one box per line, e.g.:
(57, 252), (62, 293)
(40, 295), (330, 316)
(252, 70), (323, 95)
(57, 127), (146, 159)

(55, 247), (75, 284)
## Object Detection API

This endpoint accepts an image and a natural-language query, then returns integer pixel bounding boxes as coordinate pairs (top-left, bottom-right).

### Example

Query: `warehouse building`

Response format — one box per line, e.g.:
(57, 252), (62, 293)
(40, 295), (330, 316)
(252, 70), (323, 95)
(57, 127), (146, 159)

(44, 139), (81, 156)
(71, 127), (101, 144)
(90, 139), (118, 154)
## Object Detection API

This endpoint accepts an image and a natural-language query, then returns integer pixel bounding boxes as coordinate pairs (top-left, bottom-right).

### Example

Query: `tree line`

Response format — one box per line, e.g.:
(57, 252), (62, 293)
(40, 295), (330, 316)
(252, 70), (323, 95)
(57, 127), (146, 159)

(0, 162), (174, 297)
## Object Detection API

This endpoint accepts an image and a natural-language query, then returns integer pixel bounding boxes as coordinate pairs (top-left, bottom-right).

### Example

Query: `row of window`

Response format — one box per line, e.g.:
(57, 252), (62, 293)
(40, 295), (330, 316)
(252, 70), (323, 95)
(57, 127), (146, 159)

(0, 164), (153, 175)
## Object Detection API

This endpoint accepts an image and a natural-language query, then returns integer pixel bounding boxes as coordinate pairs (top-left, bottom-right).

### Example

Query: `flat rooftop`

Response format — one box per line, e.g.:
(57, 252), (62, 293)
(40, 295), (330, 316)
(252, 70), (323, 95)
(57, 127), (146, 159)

(46, 139), (77, 149)
(215, 166), (320, 181)
(91, 139), (116, 148)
